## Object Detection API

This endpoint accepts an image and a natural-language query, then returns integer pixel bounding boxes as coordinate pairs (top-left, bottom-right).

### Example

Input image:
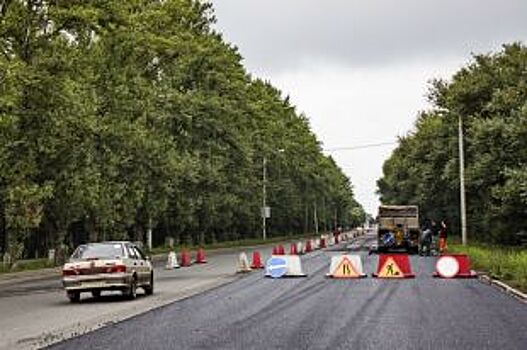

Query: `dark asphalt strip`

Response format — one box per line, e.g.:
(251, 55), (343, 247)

(47, 242), (527, 350)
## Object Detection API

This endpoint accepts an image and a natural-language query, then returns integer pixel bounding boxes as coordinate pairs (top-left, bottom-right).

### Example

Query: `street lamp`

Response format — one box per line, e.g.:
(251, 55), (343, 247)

(262, 149), (285, 240)
(458, 115), (467, 246)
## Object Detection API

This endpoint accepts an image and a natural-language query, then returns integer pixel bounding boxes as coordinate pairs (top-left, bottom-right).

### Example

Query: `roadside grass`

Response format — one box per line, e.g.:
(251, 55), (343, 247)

(0, 258), (54, 275)
(448, 241), (527, 293)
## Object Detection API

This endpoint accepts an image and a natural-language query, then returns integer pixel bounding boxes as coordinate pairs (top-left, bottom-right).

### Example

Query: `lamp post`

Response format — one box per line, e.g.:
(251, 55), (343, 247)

(262, 149), (284, 240)
(458, 115), (467, 246)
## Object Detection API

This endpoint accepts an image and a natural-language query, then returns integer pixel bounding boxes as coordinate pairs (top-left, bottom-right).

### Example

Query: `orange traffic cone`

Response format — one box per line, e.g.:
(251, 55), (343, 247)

(290, 243), (297, 255)
(320, 238), (327, 249)
(251, 251), (264, 269)
(372, 254), (415, 278)
(195, 248), (207, 264)
(180, 250), (192, 267)
(272, 246), (278, 255)
(277, 245), (285, 255)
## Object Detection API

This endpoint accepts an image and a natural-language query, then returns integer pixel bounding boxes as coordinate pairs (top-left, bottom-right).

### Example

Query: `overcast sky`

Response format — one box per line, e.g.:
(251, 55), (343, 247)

(210, 0), (527, 215)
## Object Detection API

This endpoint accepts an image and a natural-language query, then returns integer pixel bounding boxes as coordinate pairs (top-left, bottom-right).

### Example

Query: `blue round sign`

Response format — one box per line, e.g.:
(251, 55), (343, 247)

(266, 257), (287, 278)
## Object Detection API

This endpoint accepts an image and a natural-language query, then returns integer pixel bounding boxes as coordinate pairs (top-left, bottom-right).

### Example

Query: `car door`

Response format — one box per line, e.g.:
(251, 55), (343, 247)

(132, 246), (150, 285)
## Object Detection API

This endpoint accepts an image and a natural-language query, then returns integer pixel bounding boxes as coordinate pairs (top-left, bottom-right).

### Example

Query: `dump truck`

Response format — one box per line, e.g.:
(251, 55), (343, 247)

(377, 205), (420, 254)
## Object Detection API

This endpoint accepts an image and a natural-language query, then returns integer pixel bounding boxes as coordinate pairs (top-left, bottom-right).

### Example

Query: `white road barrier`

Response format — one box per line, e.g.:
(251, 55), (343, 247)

(237, 252), (252, 273)
(326, 255), (366, 278)
(165, 251), (180, 269)
(265, 255), (306, 278)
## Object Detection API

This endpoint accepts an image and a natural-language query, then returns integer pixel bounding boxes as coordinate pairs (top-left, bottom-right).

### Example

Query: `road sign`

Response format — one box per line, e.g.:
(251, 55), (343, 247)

(378, 257), (403, 278)
(332, 257), (359, 278)
(266, 257), (287, 278)
(261, 206), (271, 218)
(435, 256), (460, 278)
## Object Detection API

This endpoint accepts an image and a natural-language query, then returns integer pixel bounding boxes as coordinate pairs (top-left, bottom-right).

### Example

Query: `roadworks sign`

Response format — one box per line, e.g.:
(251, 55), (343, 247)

(327, 255), (366, 278)
(373, 254), (415, 278)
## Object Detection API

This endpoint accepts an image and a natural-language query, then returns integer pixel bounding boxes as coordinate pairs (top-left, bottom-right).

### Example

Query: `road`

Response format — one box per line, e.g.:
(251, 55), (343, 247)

(0, 245), (275, 350)
(46, 233), (527, 350)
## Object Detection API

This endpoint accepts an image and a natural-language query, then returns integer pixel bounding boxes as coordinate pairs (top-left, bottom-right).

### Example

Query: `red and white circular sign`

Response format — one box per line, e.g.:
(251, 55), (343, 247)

(436, 256), (460, 278)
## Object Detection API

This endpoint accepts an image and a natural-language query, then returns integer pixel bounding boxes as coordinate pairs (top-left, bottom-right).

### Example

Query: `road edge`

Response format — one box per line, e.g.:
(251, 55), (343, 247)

(478, 274), (527, 303)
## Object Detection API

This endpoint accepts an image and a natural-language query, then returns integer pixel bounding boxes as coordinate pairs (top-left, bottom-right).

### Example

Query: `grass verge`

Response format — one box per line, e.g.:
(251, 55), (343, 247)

(448, 241), (527, 293)
(0, 258), (54, 275)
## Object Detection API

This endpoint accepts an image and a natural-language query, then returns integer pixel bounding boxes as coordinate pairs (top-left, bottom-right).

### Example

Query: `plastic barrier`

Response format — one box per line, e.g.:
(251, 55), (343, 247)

(237, 252), (252, 273)
(372, 254), (415, 278)
(180, 250), (192, 267)
(265, 255), (306, 278)
(290, 243), (297, 255)
(195, 248), (207, 264)
(433, 254), (477, 278)
(251, 251), (264, 269)
(305, 240), (313, 253)
(165, 251), (180, 269)
(326, 255), (366, 278)
(296, 241), (304, 255)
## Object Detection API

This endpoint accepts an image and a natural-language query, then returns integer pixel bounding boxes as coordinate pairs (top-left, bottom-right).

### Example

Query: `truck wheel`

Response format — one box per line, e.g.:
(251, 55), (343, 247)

(67, 291), (80, 303)
(92, 290), (101, 299)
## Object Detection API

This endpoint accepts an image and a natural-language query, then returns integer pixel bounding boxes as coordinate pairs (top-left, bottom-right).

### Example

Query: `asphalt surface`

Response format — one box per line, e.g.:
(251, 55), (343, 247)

(48, 234), (527, 350)
(0, 245), (277, 349)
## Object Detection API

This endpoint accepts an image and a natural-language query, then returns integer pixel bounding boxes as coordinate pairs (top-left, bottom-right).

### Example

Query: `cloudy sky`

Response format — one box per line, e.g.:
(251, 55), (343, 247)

(210, 0), (527, 214)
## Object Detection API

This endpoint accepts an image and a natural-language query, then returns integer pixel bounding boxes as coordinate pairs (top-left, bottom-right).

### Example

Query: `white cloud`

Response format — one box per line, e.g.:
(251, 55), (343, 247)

(268, 59), (462, 214)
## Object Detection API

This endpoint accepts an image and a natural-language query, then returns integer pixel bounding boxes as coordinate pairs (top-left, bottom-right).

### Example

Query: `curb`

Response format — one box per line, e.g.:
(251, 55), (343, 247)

(478, 274), (527, 303)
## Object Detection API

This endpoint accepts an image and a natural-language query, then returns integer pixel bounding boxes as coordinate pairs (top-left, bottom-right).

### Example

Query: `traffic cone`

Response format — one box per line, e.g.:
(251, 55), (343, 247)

(237, 252), (252, 273)
(180, 249), (192, 267)
(433, 254), (477, 278)
(305, 240), (312, 253)
(290, 243), (297, 255)
(165, 251), (180, 269)
(320, 238), (327, 249)
(272, 246), (278, 255)
(195, 248), (207, 264)
(277, 244), (285, 255)
(373, 254), (415, 278)
(251, 251), (264, 269)
(296, 241), (304, 255)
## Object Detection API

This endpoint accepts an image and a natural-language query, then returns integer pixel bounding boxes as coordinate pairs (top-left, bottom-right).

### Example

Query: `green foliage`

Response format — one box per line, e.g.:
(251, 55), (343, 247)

(0, 0), (363, 260)
(449, 242), (527, 292)
(378, 43), (527, 244)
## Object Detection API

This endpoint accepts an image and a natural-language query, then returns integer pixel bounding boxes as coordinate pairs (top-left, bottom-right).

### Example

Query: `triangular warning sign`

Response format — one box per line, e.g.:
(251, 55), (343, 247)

(378, 257), (404, 278)
(332, 257), (360, 278)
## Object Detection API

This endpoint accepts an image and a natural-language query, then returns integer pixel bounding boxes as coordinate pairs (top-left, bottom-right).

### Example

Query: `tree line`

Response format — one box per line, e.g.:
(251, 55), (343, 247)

(0, 0), (365, 261)
(377, 43), (527, 244)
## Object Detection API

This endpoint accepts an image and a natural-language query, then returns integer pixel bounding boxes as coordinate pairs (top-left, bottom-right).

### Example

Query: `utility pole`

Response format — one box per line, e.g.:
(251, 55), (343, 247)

(313, 202), (319, 235)
(262, 156), (267, 240)
(459, 115), (467, 246)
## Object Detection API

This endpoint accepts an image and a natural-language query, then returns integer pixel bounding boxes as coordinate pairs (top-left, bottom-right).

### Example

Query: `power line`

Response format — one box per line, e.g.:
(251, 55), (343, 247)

(324, 141), (397, 152)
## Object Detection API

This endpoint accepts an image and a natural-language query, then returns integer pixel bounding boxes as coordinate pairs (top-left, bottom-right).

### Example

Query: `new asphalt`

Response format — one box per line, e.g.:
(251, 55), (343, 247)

(48, 234), (527, 350)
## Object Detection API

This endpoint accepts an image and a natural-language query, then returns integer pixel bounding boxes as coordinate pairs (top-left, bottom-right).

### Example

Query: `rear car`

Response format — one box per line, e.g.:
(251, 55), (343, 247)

(62, 241), (154, 302)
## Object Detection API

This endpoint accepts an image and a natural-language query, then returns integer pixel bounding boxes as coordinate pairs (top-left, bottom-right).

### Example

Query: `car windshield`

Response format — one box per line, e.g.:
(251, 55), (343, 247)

(71, 243), (125, 260)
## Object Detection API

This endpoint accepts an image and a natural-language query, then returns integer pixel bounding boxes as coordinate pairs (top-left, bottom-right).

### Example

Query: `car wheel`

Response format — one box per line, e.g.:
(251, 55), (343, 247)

(144, 273), (154, 296)
(124, 277), (137, 300)
(67, 291), (80, 303)
(92, 290), (101, 299)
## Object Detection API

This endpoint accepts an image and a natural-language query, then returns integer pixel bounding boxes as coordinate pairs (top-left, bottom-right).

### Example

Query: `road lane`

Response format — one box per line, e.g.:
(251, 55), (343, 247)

(49, 234), (527, 350)
(0, 245), (281, 350)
